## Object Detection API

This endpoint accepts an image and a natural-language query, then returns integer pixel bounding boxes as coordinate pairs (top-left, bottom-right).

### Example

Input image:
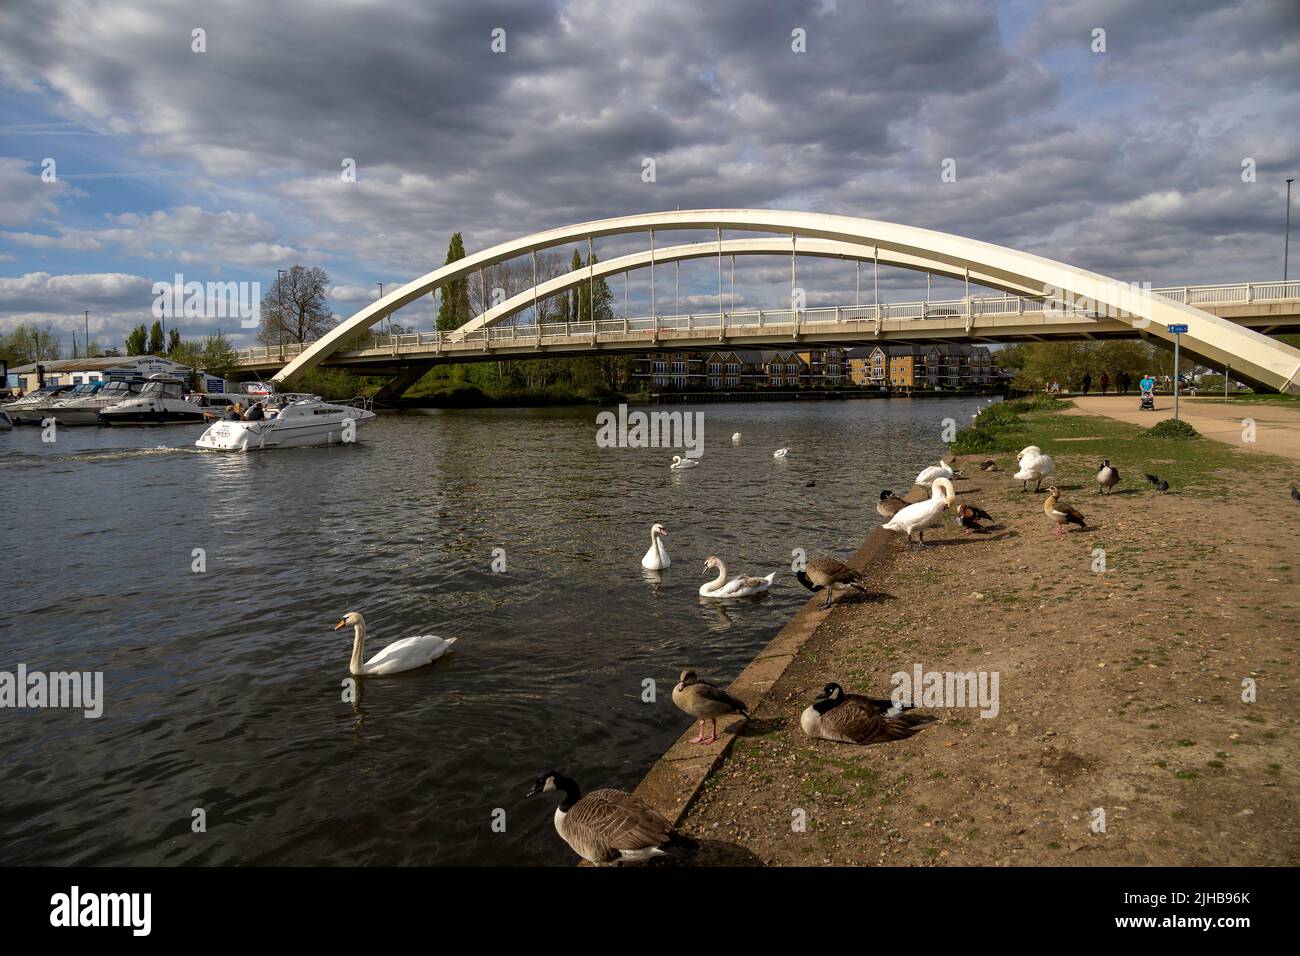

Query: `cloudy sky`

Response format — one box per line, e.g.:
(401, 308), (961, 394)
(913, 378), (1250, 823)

(1, 0), (1297, 352)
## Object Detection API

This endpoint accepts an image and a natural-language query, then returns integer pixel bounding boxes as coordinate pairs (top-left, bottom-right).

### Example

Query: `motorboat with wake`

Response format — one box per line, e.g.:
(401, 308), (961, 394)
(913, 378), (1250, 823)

(195, 394), (376, 451)
(98, 376), (204, 425)
(47, 380), (145, 425)
(2, 382), (86, 424)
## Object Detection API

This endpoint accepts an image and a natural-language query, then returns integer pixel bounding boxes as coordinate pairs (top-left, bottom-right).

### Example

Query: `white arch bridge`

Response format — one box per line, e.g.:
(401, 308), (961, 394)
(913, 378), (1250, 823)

(241, 210), (1300, 395)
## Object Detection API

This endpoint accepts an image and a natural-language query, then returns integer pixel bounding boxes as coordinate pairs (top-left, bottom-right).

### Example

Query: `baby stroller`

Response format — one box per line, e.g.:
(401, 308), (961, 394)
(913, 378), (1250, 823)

(1139, 388), (1155, 411)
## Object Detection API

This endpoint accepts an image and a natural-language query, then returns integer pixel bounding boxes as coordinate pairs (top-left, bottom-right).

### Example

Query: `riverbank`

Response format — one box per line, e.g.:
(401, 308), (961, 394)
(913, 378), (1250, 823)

(637, 400), (1298, 865)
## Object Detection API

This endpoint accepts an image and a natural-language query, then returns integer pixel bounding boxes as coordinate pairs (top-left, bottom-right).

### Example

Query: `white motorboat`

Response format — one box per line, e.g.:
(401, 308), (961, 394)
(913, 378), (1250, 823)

(2, 382), (85, 424)
(195, 395), (376, 451)
(98, 376), (204, 425)
(47, 380), (146, 425)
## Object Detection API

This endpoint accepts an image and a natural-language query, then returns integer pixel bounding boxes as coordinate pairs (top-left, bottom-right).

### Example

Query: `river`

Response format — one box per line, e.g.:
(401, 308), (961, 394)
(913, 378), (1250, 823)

(0, 396), (987, 865)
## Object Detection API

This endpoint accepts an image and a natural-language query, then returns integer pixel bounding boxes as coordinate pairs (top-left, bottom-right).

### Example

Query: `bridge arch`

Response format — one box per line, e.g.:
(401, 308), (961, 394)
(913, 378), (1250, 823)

(274, 210), (1300, 393)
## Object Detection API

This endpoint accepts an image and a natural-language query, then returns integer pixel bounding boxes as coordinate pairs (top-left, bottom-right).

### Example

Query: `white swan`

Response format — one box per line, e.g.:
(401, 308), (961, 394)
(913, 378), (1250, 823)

(670, 455), (699, 470)
(699, 556), (776, 598)
(882, 477), (955, 548)
(641, 522), (670, 570)
(334, 611), (457, 676)
(773, 447), (790, 459)
(914, 459), (954, 487)
(1014, 445), (1056, 492)
(731, 432), (741, 443)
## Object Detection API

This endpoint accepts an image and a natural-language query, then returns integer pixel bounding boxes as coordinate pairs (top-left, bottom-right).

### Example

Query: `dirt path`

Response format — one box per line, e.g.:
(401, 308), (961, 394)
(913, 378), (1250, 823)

(677, 444), (1299, 866)
(1067, 395), (1300, 461)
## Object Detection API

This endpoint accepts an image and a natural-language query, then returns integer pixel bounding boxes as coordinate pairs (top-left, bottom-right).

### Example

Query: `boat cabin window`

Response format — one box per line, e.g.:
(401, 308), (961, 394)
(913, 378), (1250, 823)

(141, 381), (184, 399)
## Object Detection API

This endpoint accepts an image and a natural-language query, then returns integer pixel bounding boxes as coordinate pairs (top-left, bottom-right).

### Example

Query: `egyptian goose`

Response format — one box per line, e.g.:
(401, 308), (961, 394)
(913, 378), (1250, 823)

(956, 503), (993, 533)
(672, 670), (749, 743)
(1044, 486), (1087, 535)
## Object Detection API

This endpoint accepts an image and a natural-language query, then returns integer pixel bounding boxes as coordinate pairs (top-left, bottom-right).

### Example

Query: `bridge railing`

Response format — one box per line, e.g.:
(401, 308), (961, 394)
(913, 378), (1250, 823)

(234, 279), (1300, 364)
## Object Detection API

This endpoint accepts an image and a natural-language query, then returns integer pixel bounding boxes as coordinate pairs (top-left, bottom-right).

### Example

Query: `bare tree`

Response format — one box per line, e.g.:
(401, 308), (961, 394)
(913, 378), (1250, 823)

(258, 266), (338, 346)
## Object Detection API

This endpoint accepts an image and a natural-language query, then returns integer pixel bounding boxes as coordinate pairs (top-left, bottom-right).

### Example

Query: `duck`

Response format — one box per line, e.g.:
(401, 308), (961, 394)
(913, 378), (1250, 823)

(731, 432), (741, 443)
(773, 447), (790, 459)
(699, 556), (776, 598)
(1096, 459), (1120, 493)
(876, 489), (907, 520)
(525, 770), (699, 865)
(795, 556), (871, 609)
(1044, 486), (1087, 536)
(800, 682), (933, 745)
(669, 455), (699, 470)
(672, 670), (750, 743)
(1014, 445), (1056, 492)
(914, 459), (954, 487)
(1145, 473), (1170, 493)
(334, 611), (457, 676)
(978, 459), (999, 472)
(641, 522), (670, 570)
(955, 502), (993, 533)
(882, 476), (955, 548)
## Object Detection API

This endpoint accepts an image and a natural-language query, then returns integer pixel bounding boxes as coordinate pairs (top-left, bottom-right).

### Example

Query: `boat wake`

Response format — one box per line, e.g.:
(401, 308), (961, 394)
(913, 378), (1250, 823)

(0, 445), (201, 468)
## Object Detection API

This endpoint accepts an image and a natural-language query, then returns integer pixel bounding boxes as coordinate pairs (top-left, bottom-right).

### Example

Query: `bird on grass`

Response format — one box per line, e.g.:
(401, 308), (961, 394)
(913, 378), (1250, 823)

(800, 682), (934, 745)
(1044, 486), (1087, 536)
(672, 670), (749, 744)
(955, 502), (993, 533)
(1145, 473), (1170, 493)
(914, 459), (955, 487)
(876, 489), (907, 520)
(882, 477), (955, 548)
(526, 770), (699, 865)
(795, 556), (871, 609)
(1096, 459), (1120, 494)
(978, 459), (999, 472)
(1014, 445), (1055, 492)
(1291, 485), (1300, 504)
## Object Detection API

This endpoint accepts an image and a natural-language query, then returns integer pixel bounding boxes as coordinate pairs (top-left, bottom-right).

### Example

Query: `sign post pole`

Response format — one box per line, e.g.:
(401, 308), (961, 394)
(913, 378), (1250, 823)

(1168, 323), (1188, 420)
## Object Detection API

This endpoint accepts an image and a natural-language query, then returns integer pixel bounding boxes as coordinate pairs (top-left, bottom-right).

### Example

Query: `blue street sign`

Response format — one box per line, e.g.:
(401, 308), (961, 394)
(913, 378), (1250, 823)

(1168, 324), (1188, 333)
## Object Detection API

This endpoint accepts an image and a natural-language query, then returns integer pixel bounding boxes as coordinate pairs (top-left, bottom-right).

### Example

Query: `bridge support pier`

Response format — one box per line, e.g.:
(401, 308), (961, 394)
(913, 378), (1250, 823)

(373, 364), (432, 402)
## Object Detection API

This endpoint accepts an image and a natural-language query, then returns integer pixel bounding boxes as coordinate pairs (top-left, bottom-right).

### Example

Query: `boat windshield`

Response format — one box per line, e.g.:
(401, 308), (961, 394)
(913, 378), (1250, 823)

(99, 381), (136, 397)
(140, 381), (183, 398)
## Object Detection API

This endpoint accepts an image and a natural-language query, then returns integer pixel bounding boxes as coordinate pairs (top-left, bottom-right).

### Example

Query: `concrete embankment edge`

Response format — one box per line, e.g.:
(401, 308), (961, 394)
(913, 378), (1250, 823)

(631, 486), (927, 826)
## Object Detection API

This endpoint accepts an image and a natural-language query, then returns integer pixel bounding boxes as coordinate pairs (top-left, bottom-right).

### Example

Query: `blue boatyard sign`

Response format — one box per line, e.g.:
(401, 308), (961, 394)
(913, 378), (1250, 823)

(1168, 324), (1188, 333)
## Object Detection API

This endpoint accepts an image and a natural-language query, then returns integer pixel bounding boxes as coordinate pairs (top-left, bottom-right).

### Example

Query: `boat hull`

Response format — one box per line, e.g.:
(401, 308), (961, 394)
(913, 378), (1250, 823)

(98, 409), (205, 425)
(195, 412), (373, 451)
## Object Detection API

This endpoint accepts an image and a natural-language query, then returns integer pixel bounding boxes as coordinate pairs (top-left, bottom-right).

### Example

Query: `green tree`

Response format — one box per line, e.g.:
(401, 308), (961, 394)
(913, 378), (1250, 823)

(201, 331), (241, 381)
(125, 324), (148, 355)
(0, 322), (62, 364)
(167, 327), (181, 354)
(147, 320), (165, 355)
(437, 233), (470, 331)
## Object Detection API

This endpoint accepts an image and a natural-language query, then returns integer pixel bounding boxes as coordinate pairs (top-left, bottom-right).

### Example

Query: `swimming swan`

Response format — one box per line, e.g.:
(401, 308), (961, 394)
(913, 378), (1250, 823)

(335, 611), (457, 676)
(699, 556), (776, 597)
(732, 432), (741, 443)
(670, 455), (699, 470)
(882, 477), (955, 548)
(773, 447), (790, 459)
(641, 522), (670, 570)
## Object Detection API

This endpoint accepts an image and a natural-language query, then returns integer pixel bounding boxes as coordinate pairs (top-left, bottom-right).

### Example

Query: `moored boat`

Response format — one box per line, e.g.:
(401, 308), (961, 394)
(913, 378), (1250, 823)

(97, 376), (204, 425)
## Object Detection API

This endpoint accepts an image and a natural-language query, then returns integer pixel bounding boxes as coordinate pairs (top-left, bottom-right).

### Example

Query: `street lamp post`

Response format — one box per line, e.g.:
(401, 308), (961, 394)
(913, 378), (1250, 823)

(1286, 178), (1295, 282)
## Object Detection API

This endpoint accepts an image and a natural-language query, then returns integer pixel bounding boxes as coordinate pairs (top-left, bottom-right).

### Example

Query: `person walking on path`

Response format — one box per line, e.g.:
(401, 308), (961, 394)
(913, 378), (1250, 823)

(1099, 372), (1110, 394)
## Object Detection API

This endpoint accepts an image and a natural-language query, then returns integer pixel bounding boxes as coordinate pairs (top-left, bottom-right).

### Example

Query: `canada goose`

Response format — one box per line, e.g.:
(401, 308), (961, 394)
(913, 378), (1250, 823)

(876, 489), (907, 519)
(978, 459), (998, 472)
(334, 611), (457, 676)
(1044, 486), (1087, 536)
(955, 503), (992, 533)
(795, 556), (870, 609)
(1014, 446), (1055, 492)
(914, 460), (954, 487)
(773, 447), (790, 459)
(526, 771), (699, 865)
(669, 455), (698, 470)
(800, 682), (932, 745)
(1145, 473), (1170, 493)
(672, 670), (749, 743)
(641, 523), (670, 570)
(1096, 459), (1120, 493)
(699, 556), (775, 598)
(882, 477), (955, 548)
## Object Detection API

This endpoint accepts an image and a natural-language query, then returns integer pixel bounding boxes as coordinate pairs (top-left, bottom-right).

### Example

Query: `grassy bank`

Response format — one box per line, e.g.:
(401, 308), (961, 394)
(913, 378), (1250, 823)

(671, 403), (1297, 866)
